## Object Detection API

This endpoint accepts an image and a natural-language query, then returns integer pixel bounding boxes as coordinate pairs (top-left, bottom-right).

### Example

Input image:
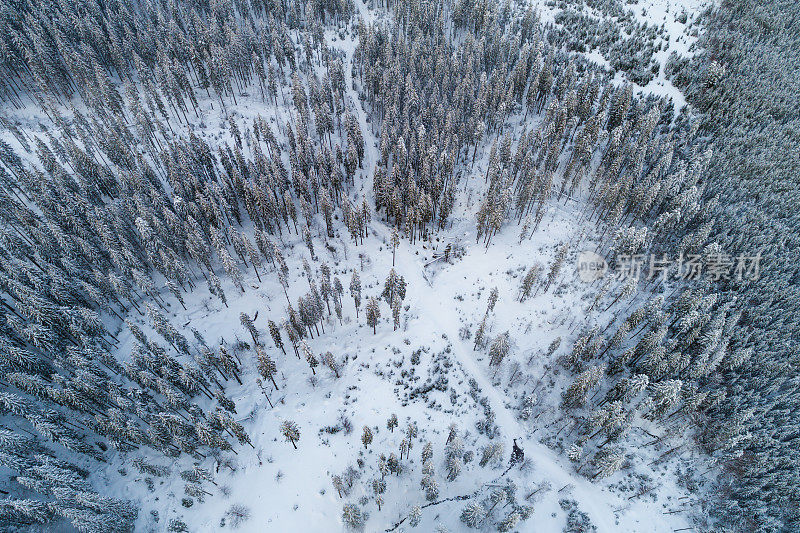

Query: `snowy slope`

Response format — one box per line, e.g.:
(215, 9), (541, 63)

(0, 0), (714, 530)
(101, 197), (698, 531)
(92, 0), (709, 530)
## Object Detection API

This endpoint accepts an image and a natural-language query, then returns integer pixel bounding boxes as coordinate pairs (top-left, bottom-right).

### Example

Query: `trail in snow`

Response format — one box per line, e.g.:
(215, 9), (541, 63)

(403, 245), (624, 528)
(388, 214), (692, 531)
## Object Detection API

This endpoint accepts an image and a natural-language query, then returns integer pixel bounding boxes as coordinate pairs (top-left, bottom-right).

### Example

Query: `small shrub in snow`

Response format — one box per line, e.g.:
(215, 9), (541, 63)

(497, 511), (520, 532)
(408, 505), (422, 526)
(559, 499), (597, 532)
(225, 505), (251, 528)
(340, 414), (354, 435)
(167, 519), (189, 532)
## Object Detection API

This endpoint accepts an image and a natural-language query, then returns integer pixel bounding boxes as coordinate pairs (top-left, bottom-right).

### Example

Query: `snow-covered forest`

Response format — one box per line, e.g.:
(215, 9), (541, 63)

(0, 0), (796, 530)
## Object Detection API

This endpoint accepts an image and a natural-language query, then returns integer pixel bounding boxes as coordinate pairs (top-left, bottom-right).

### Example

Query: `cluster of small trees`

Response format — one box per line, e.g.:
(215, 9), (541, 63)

(549, 287), (746, 481)
(338, 419), (527, 530)
(460, 481), (533, 531)
(552, 6), (664, 85)
(273, 265), (406, 348)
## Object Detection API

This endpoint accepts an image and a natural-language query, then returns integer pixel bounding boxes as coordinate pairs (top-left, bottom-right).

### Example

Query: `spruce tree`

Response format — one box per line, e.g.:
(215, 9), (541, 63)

(366, 298), (381, 334)
(240, 312), (259, 345)
(361, 426), (373, 449)
(349, 271), (361, 317)
(268, 320), (286, 354)
(257, 348), (279, 390)
(281, 420), (300, 449)
(387, 414), (398, 433)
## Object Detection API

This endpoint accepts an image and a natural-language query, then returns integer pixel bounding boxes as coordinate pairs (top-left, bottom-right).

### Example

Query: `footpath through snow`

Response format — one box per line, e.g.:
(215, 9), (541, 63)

(390, 223), (693, 531)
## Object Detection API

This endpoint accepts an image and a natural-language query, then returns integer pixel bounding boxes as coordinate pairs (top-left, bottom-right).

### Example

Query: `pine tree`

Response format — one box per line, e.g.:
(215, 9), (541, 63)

(257, 348), (279, 390)
(489, 332), (510, 375)
(497, 512), (521, 532)
(408, 505), (422, 527)
(445, 454), (462, 481)
(392, 296), (401, 331)
(303, 226), (316, 260)
(366, 298), (381, 334)
(479, 442), (505, 468)
(474, 315), (488, 351)
(268, 320), (285, 354)
(519, 215), (532, 243)
(519, 265), (541, 302)
(165, 280), (187, 310)
(320, 187), (334, 238)
(218, 346), (242, 384)
(349, 271), (361, 317)
(591, 448), (624, 479)
(319, 263), (333, 315)
(546, 337), (562, 359)
(208, 272), (228, 307)
(341, 503), (364, 528)
(361, 426), (373, 449)
(332, 475), (345, 498)
(301, 342), (318, 375)
(381, 268), (406, 304)
(240, 312), (259, 345)
(645, 380), (682, 420)
(461, 502), (486, 528)
(421, 441), (433, 464)
(422, 474), (439, 501)
(544, 244), (568, 292)
(387, 414), (398, 432)
(487, 287), (499, 313)
(390, 227), (400, 266)
(281, 420), (300, 449)
(562, 365), (606, 408)
(387, 453), (401, 475)
(321, 351), (341, 378)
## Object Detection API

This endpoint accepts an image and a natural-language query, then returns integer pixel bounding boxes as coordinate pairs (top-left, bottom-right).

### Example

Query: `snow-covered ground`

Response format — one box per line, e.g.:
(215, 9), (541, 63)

(0, 0), (713, 530)
(629, 0), (710, 109)
(530, 0), (711, 111)
(94, 74), (698, 533)
(100, 190), (698, 531)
